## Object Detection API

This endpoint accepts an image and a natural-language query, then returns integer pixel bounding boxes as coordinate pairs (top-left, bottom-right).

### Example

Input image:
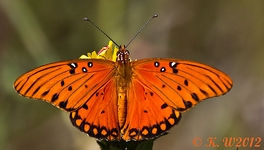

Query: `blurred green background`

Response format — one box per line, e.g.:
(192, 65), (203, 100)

(0, 0), (263, 150)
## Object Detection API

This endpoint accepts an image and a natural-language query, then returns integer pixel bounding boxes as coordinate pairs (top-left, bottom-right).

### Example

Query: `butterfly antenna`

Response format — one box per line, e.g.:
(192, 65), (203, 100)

(83, 18), (119, 47)
(125, 14), (158, 48)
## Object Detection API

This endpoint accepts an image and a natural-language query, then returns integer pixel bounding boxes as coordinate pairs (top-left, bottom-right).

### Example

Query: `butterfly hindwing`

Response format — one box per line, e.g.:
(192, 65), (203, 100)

(70, 78), (120, 140)
(121, 77), (182, 141)
(14, 59), (116, 111)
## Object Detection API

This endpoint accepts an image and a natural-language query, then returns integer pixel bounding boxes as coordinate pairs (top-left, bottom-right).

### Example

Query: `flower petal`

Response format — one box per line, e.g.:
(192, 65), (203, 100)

(79, 41), (118, 62)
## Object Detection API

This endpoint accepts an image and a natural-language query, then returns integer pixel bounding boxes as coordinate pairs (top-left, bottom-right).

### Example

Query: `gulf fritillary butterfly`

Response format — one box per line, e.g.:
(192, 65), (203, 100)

(14, 40), (232, 141)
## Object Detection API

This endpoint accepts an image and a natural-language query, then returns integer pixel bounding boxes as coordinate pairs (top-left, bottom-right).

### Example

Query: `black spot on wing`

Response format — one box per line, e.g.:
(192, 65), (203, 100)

(191, 93), (199, 101)
(82, 104), (88, 110)
(177, 100), (192, 111)
(61, 80), (65, 86)
(172, 68), (178, 74)
(200, 89), (209, 97)
(184, 80), (188, 86)
(161, 103), (168, 109)
(183, 101), (192, 108)
(68, 86), (72, 91)
(69, 69), (75, 74)
(59, 100), (67, 108)
(59, 100), (74, 111)
(41, 90), (50, 96)
(51, 93), (59, 102)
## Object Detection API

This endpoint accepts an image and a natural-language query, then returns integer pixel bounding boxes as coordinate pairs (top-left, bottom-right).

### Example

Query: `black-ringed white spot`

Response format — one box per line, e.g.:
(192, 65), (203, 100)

(160, 67), (166, 72)
(88, 62), (93, 67)
(169, 62), (178, 68)
(82, 67), (87, 73)
(69, 62), (77, 68)
(154, 61), (160, 67)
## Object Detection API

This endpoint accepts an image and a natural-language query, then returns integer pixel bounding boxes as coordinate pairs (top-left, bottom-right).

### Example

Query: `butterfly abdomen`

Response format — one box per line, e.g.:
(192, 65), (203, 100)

(117, 86), (127, 128)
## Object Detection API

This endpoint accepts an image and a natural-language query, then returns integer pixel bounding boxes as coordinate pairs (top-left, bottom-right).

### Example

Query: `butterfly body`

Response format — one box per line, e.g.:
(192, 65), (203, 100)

(115, 46), (131, 129)
(14, 45), (232, 141)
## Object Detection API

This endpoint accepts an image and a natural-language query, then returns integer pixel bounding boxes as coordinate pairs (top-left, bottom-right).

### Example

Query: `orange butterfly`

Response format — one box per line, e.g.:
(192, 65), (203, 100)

(14, 41), (232, 141)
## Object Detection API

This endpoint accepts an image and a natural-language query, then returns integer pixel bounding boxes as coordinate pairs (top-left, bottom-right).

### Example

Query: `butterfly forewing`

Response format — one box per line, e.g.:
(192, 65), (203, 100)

(14, 59), (116, 111)
(131, 58), (232, 112)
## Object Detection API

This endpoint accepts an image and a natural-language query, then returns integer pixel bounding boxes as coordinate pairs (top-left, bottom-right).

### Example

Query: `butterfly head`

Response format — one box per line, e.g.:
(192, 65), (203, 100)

(117, 45), (130, 64)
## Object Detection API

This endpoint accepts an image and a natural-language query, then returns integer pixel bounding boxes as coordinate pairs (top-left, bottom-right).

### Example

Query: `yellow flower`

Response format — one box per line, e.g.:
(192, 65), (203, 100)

(79, 41), (118, 62)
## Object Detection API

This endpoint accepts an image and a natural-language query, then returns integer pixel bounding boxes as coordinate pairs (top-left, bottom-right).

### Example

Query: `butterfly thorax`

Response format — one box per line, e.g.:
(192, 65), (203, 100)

(117, 45), (130, 65)
(116, 46), (132, 129)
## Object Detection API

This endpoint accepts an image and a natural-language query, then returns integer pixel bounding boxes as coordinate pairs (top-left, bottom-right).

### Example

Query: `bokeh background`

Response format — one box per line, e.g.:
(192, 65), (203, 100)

(1, 0), (263, 150)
